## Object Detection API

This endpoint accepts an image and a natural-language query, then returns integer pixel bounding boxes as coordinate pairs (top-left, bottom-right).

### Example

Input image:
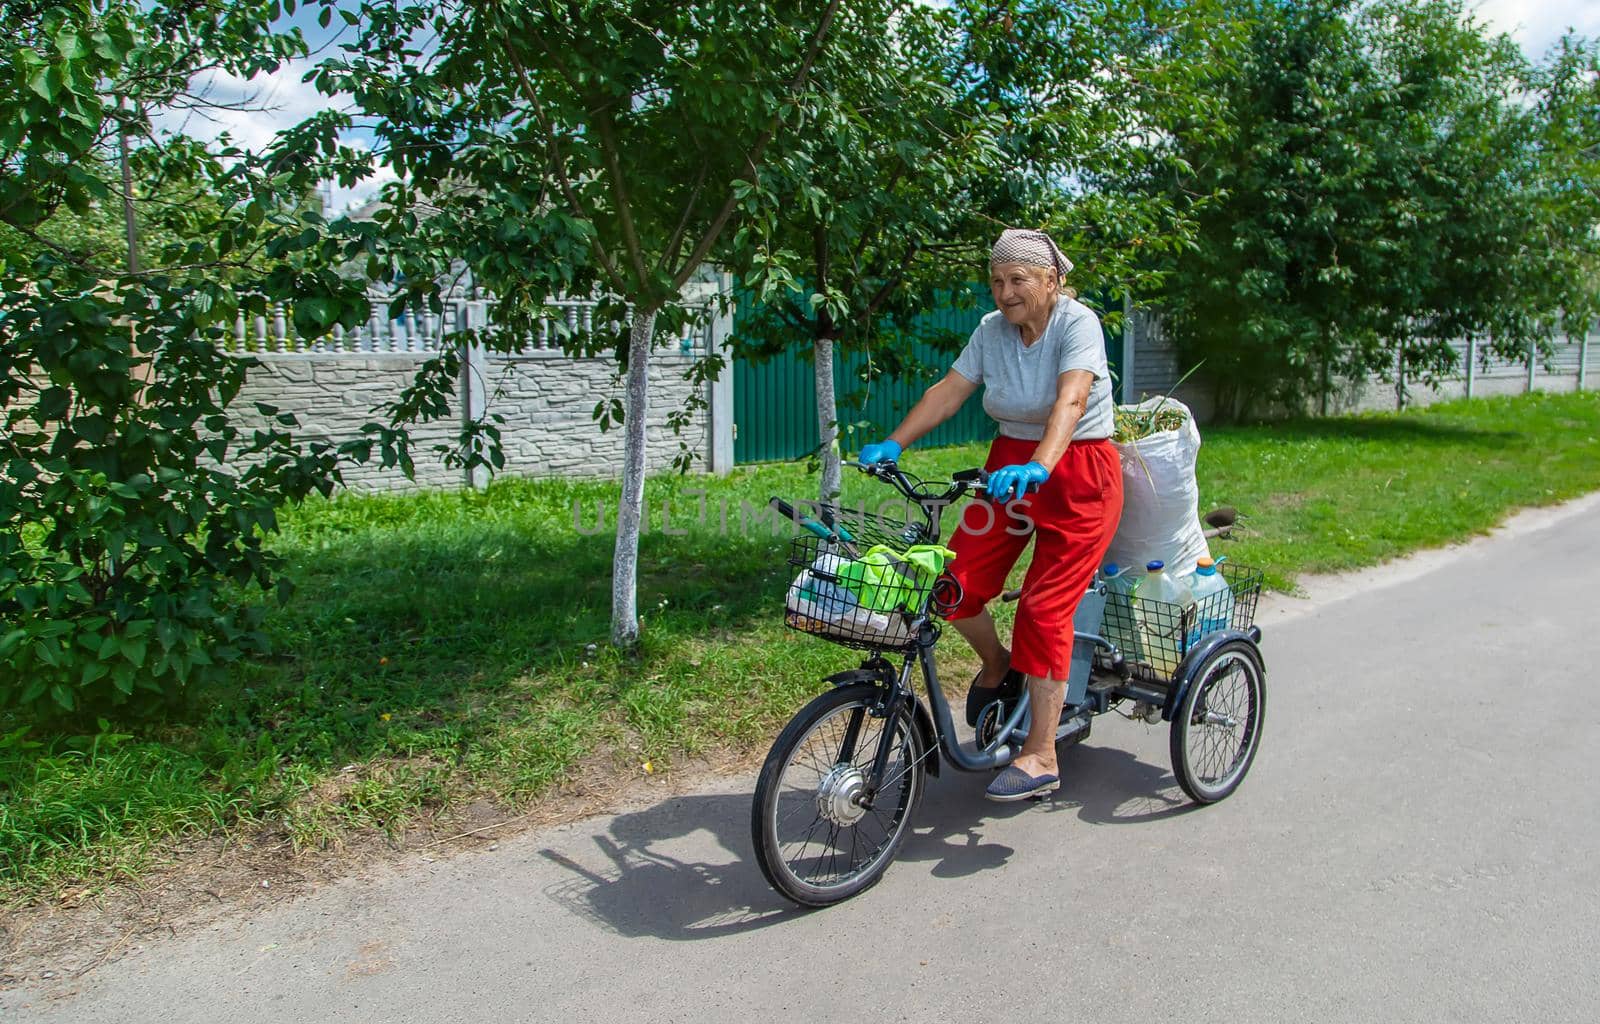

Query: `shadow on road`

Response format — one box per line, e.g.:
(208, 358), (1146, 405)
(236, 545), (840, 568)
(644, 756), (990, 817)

(535, 738), (1196, 941)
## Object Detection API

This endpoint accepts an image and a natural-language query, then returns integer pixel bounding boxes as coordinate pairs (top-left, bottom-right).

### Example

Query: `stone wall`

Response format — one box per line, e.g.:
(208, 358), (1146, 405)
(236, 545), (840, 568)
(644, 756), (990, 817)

(1123, 308), (1216, 421)
(232, 349), (715, 492)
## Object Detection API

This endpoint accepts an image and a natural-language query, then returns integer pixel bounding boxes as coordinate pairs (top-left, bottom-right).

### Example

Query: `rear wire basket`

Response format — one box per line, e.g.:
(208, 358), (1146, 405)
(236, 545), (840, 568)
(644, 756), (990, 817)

(1099, 563), (1263, 682)
(777, 502), (941, 653)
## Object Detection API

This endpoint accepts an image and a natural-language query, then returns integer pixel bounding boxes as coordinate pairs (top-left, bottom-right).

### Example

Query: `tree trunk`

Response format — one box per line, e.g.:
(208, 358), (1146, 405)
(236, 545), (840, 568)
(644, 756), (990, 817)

(118, 103), (141, 276)
(814, 335), (841, 504)
(611, 307), (657, 649)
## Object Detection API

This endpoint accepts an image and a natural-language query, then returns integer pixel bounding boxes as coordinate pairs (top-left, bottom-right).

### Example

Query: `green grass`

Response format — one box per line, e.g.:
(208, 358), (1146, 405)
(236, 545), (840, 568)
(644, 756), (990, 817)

(3, 389), (1599, 902)
(1195, 393), (1600, 590)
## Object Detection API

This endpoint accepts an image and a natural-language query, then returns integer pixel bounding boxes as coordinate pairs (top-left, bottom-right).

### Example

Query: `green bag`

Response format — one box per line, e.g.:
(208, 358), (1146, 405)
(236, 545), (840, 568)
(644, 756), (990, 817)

(833, 543), (957, 612)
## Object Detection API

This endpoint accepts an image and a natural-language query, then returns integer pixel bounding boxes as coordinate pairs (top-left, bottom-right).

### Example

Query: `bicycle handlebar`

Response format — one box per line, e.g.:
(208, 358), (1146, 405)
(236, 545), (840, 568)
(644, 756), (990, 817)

(847, 459), (988, 508)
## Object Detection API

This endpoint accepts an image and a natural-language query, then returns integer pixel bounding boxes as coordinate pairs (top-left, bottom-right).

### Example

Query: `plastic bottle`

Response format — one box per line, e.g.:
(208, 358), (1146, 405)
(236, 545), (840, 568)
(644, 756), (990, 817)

(1099, 563), (1144, 664)
(1132, 560), (1195, 675)
(1185, 556), (1234, 645)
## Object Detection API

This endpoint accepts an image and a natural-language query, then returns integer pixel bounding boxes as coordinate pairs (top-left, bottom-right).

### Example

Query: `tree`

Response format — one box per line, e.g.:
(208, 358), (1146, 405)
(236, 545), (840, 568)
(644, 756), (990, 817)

(1520, 33), (1600, 340)
(1, 1), (373, 717)
(725, 0), (1240, 502)
(1144, 0), (1600, 419)
(720, 1), (1010, 504)
(298, 0), (890, 647)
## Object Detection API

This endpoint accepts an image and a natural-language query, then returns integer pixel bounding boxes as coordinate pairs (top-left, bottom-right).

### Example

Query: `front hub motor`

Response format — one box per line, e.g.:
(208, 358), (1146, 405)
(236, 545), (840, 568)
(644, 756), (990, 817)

(816, 763), (869, 825)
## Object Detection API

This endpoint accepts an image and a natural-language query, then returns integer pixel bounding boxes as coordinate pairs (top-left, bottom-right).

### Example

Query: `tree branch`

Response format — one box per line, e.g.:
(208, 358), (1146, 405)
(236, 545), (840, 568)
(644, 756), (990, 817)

(593, 109), (650, 291)
(813, 223), (834, 340)
(659, 160), (709, 275)
(863, 242), (920, 321)
(492, 30), (628, 296)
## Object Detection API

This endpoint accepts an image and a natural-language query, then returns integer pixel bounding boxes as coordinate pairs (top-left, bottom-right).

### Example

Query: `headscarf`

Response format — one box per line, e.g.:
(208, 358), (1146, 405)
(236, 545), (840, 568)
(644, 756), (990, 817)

(989, 228), (1074, 276)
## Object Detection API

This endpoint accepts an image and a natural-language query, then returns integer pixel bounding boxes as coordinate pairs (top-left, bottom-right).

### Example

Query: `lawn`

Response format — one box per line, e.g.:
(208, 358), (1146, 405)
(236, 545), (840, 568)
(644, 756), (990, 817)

(3, 390), (1599, 901)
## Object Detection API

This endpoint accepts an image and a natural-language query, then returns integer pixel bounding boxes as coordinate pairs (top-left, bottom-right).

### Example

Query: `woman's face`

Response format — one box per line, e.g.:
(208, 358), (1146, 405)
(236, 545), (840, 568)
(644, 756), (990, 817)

(989, 262), (1057, 331)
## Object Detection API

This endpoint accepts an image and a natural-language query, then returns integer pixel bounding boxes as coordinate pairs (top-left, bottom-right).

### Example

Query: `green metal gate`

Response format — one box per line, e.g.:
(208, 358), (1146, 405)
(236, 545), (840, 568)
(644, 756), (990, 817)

(732, 288), (1124, 464)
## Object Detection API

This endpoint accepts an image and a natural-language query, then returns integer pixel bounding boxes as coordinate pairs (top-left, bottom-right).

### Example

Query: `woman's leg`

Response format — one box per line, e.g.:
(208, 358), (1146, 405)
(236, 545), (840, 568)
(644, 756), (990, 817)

(942, 438), (1036, 696)
(1012, 675), (1068, 778)
(949, 610), (1009, 687)
(1005, 441), (1124, 779)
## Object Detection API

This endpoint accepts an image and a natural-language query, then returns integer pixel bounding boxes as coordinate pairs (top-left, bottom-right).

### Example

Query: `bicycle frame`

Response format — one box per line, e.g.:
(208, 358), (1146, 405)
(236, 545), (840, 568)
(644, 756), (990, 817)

(842, 613), (1116, 800)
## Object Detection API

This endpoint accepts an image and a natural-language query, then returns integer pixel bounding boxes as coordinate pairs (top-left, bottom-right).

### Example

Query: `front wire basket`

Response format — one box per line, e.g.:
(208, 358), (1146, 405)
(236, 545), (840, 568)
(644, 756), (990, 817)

(781, 532), (939, 652)
(1099, 563), (1263, 682)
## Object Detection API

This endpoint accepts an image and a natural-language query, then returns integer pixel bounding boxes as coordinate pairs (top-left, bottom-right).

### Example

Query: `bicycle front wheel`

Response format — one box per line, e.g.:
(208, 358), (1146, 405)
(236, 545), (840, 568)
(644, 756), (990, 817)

(751, 683), (927, 907)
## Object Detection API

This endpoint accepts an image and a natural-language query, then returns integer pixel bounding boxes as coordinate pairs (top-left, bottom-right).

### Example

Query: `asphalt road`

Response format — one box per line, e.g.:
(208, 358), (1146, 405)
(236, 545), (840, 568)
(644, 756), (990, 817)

(7, 497), (1600, 1023)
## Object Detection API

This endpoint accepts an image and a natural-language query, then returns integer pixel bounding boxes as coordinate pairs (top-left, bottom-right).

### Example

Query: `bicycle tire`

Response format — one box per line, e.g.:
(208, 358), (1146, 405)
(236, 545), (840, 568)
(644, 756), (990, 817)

(751, 683), (927, 906)
(1170, 639), (1266, 804)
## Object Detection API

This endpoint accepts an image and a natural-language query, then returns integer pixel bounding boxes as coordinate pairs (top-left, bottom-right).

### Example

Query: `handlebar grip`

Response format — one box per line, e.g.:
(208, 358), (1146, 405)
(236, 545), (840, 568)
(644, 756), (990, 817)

(848, 459), (895, 474)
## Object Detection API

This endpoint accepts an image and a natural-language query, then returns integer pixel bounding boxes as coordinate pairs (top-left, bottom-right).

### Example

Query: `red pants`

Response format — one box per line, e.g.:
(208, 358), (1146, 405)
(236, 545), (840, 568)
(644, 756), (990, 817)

(942, 436), (1124, 681)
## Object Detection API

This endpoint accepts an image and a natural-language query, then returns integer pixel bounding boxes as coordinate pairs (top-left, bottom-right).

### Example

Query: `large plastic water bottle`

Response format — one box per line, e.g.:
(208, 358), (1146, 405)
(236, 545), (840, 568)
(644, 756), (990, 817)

(1133, 560), (1194, 675)
(1100, 563), (1144, 664)
(1186, 557), (1234, 645)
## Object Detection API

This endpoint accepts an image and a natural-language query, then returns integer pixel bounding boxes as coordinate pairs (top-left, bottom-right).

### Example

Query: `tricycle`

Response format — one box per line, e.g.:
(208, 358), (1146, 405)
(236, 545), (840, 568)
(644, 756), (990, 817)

(753, 459), (1266, 906)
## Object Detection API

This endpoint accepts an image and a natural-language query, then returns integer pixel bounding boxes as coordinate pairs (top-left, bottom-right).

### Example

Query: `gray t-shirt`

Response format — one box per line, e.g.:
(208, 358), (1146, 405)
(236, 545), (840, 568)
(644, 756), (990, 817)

(950, 295), (1115, 442)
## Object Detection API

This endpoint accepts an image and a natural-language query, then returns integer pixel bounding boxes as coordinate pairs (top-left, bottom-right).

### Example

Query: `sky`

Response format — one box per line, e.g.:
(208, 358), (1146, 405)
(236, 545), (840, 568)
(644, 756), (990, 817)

(158, 1), (1600, 215)
(1472, 0), (1600, 58)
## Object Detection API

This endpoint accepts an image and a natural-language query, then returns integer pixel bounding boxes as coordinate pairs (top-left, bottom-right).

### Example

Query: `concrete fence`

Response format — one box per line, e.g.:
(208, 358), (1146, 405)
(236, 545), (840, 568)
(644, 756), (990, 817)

(228, 283), (1592, 495)
(1121, 307), (1594, 419)
(228, 281), (737, 492)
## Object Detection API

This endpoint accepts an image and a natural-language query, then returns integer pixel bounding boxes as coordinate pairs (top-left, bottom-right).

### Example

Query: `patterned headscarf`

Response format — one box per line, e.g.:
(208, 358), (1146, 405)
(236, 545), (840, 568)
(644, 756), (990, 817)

(989, 228), (1074, 276)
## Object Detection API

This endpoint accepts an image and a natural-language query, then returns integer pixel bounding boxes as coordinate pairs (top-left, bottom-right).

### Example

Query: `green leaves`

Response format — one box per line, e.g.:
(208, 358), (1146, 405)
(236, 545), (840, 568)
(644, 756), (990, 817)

(0, 4), (353, 721)
(1144, 0), (1596, 420)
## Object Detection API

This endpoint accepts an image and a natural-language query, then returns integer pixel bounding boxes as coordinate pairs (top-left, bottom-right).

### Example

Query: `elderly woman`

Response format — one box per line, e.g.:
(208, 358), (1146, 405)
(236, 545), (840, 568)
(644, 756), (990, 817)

(857, 229), (1123, 802)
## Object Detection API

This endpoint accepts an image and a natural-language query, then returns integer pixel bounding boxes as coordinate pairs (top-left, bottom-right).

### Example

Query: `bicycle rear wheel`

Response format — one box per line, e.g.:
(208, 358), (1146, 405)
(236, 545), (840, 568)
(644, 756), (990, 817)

(1170, 639), (1265, 803)
(752, 684), (927, 906)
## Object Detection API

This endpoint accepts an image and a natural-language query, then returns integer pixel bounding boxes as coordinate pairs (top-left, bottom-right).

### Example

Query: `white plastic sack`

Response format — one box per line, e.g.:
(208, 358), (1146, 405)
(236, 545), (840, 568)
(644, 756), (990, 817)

(1105, 398), (1210, 579)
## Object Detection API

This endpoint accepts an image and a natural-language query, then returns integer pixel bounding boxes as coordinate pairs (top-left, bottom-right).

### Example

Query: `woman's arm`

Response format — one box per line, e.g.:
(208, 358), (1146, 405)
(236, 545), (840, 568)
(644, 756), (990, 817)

(1029, 370), (1095, 471)
(885, 370), (980, 449)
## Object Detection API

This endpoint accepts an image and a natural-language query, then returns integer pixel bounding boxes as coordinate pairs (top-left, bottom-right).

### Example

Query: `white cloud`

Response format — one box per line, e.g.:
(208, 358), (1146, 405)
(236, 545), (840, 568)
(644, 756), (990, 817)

(150, 59), (390, 215)
(154, 58), (336, 153)
(1472, 0), (1600, 60)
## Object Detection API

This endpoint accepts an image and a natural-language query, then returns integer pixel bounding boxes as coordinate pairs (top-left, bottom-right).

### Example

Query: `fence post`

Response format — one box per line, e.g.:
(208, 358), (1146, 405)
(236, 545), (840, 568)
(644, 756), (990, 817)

(1464, 335), (1476, 399)
(707, 271), (736, 476)
(1395, 347), (1405, 411)
(1527, 334), (1537, 393)
(1121, 293), (1137, 405)
(458, 302), (489, 490)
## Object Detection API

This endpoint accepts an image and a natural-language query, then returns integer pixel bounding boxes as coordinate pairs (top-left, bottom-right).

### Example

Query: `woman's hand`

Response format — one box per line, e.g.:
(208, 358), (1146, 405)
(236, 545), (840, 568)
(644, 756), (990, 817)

(985, 461), (1049, 502)
(857, 439), (903, 465)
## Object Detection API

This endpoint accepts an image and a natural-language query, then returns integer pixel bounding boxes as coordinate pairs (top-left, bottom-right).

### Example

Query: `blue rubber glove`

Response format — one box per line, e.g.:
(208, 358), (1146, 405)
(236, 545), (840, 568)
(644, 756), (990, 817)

(985, 461), (1049, 502)
(858, 439), (903, 465)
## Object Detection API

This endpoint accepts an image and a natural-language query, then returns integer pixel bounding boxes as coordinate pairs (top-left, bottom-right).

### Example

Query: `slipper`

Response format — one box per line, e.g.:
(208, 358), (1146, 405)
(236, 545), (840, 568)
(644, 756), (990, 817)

(985, 765), (1060, 802)
(965, 667), (1025, 727)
